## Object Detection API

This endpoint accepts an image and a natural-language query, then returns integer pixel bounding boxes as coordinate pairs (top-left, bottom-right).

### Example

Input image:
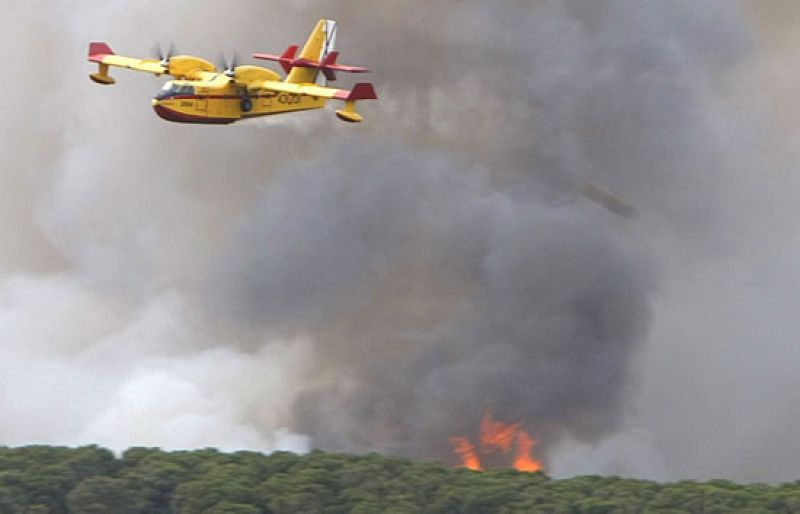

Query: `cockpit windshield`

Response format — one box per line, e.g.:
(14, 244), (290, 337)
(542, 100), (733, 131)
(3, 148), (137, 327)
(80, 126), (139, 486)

(155, 83), (196, 100)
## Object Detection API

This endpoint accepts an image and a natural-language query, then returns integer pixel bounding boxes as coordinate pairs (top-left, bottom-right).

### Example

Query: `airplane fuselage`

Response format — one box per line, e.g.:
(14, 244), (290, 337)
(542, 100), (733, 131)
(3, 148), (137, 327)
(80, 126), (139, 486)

(88, 20), (376, 125)
(152, 75), (328, 124)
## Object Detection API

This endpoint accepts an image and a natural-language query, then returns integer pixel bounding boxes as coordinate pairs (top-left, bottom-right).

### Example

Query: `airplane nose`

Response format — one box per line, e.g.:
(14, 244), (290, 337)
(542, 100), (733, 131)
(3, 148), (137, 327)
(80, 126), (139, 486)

(152, 99), (186, 122)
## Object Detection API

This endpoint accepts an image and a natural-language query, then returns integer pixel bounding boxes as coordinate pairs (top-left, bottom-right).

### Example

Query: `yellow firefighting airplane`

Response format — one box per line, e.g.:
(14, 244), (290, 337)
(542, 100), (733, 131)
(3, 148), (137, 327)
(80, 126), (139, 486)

(88, 19), (377, 124)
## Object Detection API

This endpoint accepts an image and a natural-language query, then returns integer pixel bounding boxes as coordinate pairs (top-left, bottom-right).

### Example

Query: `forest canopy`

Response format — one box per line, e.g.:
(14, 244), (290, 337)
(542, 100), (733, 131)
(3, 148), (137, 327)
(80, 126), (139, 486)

(0, 445), (798, 513)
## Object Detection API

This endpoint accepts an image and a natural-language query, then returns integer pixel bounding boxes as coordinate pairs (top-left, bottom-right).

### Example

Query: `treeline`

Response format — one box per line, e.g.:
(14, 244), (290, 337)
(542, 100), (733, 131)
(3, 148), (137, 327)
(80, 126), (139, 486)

(0, 446), (799, 513)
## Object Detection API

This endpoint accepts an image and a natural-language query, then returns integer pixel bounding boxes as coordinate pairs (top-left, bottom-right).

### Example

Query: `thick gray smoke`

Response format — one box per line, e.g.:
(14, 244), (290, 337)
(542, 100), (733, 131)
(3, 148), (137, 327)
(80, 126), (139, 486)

(1, 0), (799, 482)
(213, 141), (650, 460)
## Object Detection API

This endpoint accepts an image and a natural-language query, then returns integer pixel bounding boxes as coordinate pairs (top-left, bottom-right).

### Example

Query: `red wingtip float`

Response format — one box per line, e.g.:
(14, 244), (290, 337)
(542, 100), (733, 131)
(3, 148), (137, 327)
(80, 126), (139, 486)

(88, 42), (114, 62)
(333, 83), (378, 122)
(88, 42), (117, 84)
(86, 19), (377, 124)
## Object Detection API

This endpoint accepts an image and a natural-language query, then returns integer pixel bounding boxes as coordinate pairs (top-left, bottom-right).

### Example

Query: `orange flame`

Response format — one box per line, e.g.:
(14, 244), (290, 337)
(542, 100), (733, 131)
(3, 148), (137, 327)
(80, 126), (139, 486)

(450, 436), (483, 471)
(513, 430), (543, 472)
(480, 413), (519, 454)
(451, 413), (543, 473)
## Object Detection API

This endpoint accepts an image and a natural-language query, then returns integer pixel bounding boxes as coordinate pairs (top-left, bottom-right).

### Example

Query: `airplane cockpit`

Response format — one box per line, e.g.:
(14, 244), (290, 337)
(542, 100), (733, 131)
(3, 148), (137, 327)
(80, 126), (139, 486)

(155, 82), (196, 100)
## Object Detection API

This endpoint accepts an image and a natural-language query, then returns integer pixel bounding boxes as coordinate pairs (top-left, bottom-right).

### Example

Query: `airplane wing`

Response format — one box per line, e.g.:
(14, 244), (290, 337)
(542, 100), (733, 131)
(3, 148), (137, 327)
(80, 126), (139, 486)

(248, 80), (376, 102)
(101, 55), (165, 74)
(88, 42), (164, 83)
(252, 80), (378, 122)
(248, 80), (343, 98)
(88, 42), (216, 84)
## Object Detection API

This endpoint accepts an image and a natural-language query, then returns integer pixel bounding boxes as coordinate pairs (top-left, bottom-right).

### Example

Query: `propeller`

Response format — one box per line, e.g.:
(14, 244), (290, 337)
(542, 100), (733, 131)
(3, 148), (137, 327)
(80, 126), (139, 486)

(217, 52), (241, 79)
(153, 42), (178, 69)
(217, 52), (252, 111)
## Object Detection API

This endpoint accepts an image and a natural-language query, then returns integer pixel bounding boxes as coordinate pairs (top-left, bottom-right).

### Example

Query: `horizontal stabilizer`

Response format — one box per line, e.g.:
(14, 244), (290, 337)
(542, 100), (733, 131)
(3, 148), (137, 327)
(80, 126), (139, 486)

(252, 45), (299, 74)
(253, 49), (369, 82)
(321, 51), (369, 73)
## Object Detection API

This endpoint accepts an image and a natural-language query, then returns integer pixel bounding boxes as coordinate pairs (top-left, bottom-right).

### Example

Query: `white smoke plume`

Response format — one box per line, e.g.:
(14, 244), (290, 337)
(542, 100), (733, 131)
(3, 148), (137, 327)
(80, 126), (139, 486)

(0, 0), (799, 483)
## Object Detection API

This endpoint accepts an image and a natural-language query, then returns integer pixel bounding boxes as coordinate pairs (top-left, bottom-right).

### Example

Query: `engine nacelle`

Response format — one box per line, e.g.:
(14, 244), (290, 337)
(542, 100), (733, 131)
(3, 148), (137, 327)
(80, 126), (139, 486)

(232, 65), (281, 84)
(167, 56), (216, 79)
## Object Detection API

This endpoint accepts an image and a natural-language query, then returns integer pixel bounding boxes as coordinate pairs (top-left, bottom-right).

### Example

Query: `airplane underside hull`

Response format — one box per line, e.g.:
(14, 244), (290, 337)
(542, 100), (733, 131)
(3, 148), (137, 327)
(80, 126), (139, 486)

(153, 104), (237, 124)
(152, 94), (327, 125)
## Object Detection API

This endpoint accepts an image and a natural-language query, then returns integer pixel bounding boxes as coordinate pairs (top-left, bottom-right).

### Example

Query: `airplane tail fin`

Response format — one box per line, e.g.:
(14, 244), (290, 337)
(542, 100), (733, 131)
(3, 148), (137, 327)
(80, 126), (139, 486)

(286, 19), (337, 84)
(253, 19), (370, 84)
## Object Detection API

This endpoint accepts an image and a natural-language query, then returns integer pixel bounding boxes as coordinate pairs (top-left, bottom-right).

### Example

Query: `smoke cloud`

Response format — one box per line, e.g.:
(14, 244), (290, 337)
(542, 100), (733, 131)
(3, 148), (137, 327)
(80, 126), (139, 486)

(1, 0), (799, 482)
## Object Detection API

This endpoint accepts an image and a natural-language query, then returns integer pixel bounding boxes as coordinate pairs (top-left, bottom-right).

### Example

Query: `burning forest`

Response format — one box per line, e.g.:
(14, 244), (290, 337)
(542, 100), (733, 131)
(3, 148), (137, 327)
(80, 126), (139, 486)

(0, 0), (799, 485)
(451, 413), (543, 473)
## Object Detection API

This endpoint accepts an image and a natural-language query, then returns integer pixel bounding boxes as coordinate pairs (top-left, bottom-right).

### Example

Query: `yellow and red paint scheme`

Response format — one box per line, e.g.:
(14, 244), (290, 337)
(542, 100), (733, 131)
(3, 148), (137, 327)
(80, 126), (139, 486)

(150, 72), (328, 125)
(88, 19), (377, 124)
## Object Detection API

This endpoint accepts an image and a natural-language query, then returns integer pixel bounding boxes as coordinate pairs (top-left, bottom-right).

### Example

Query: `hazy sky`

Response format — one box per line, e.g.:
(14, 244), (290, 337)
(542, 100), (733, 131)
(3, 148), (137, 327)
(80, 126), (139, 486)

(1, 0), (800, 483)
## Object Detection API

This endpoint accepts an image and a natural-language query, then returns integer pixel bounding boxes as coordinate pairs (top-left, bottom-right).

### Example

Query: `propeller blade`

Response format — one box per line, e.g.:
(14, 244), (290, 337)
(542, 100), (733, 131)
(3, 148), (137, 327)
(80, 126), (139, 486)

(221, 52), (240, 78)
(152, 42), (164, 61)
(154, 42), (178, 68)
(216, 52), (229, 73)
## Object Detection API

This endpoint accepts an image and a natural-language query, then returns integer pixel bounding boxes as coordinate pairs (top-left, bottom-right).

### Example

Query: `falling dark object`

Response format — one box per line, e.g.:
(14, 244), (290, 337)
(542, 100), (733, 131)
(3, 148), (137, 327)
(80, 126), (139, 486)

(582, 183), (638, 219)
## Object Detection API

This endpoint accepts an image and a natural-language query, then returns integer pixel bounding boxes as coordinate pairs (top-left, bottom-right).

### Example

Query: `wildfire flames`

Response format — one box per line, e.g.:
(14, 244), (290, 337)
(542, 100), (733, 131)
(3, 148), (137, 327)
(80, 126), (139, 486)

(450, 413), (543, 473)
(449, 436), (483, 471)
(513, 431), (542, 472)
